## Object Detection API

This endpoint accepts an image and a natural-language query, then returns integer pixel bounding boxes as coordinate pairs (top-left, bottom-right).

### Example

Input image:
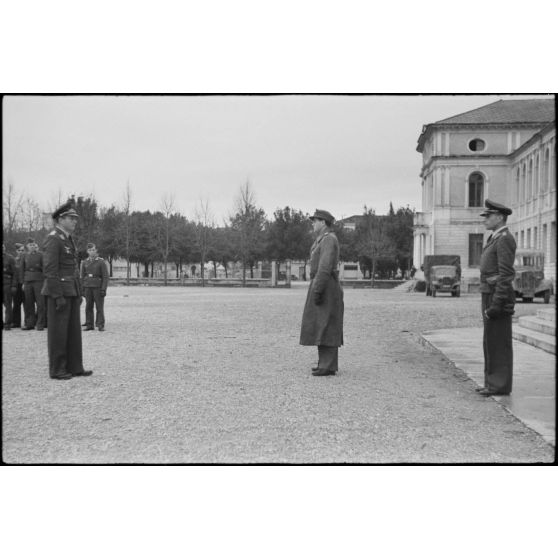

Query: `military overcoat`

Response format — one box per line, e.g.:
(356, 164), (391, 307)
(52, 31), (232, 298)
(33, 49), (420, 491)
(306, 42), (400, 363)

(300, 230), (344, 347)
(479, 226), (516, 314)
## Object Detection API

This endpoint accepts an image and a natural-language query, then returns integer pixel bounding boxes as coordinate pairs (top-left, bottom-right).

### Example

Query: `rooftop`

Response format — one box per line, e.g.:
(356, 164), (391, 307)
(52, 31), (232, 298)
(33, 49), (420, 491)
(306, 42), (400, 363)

(435, 98), (555, 125)
(417, 98), (556, 152)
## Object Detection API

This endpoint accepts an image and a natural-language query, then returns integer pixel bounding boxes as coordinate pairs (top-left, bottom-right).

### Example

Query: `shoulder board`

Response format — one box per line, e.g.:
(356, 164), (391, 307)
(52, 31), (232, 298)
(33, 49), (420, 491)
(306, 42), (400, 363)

(49, 230), (57, 236)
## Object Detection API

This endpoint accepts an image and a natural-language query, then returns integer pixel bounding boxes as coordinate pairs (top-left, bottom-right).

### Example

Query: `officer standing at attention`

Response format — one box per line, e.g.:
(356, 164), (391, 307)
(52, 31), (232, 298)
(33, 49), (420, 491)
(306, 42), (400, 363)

(300, 209), (344, 376)
(12, 243), (26, 328)
(477, 199), (516, 396)
(41, 201), (93, 380)
(2, 243), (17, 330)
(22, 238), (46, 331)
(80, 242), (109, 331)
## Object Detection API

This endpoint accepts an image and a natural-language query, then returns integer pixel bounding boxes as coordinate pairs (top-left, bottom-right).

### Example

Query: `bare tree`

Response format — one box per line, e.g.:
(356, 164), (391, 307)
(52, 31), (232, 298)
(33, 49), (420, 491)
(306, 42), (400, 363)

(22, 196), (44, 234)
(2, 182), (24, 235)
(194, 198), (213, 287)
(160, 192), (175, 286)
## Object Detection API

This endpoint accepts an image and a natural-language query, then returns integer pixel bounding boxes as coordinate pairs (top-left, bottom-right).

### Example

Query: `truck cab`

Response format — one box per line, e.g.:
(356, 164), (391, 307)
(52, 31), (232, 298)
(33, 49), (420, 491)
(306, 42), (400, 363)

(513, 250), (553, 303)
(430, 265), (461, 297)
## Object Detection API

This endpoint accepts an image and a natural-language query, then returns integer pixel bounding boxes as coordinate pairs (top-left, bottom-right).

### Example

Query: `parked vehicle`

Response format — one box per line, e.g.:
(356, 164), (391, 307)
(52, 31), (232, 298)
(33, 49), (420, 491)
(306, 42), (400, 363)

(423, 255), (461, 297)
(513, 250), (553, 303)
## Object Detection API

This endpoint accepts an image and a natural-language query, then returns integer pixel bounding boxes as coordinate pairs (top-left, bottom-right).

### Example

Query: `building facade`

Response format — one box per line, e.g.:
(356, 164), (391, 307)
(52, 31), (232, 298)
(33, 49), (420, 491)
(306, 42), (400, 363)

(413, 98), (556, 285)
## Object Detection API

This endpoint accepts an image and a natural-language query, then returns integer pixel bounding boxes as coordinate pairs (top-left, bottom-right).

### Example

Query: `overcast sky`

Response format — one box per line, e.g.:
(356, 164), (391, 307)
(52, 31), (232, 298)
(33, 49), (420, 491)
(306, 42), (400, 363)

(2, 94), (552, 222)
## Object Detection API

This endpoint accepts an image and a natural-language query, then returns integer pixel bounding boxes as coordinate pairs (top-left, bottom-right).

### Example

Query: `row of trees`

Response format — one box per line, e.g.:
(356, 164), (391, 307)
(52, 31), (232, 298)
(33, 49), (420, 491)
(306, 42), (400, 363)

(2, 182), (414, 283)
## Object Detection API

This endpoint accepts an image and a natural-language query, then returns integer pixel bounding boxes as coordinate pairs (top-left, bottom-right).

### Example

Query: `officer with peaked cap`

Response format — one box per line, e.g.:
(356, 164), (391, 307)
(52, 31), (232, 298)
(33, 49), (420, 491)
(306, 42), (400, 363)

(41, 201), (93, 379)
(300, 209), (344, 376)
(477, 199), (516, 396)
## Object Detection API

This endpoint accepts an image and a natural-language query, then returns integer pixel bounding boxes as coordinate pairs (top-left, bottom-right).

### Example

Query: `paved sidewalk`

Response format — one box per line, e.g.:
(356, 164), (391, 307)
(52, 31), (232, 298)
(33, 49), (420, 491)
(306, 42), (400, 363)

(422, 327), (555, 446)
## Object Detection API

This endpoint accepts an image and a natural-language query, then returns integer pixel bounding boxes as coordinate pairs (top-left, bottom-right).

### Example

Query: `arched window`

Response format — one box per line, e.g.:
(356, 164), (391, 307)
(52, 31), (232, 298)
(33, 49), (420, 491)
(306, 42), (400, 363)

(514, 168), (520, 204)
(534, 154), (540, 197)
(542, 148), (550, 192)
(468, 172), (484, 207)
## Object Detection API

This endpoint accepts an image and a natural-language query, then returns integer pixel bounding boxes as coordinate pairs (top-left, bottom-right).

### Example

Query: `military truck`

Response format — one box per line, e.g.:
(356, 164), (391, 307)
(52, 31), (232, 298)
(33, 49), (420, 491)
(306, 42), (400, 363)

(423, 255), (461, 297)
(513, 249), (553, 303)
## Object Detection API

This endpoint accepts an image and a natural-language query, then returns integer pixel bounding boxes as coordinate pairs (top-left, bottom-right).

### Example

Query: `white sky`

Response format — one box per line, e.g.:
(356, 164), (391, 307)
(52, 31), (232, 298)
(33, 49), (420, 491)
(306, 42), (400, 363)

(3, 94), (551, 223)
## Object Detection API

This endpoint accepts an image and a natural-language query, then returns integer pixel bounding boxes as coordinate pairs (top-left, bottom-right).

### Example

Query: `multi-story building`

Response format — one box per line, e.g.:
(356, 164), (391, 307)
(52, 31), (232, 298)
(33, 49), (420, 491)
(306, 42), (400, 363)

(413, 98), (555, 286)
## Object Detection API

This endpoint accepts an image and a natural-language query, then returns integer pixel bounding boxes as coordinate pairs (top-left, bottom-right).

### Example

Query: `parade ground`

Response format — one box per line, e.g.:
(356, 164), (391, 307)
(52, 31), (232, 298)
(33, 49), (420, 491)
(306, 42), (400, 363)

(2, 286), (555, 463)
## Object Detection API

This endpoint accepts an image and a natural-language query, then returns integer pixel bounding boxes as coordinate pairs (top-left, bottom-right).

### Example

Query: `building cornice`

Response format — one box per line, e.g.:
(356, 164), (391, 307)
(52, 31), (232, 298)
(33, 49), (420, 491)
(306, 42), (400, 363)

(417, 121), (551, 153)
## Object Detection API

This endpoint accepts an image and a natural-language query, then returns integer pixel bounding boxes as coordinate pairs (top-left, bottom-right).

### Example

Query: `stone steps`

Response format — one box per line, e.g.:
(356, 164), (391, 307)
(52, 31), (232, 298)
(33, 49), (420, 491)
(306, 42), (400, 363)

(513, 307), (556, 354)
(518, 315), (555, 337)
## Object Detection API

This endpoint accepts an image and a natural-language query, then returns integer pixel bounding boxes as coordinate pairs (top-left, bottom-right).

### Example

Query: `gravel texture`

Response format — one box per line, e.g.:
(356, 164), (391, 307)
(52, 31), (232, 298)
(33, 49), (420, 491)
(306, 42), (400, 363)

(2, 285), (554, 463)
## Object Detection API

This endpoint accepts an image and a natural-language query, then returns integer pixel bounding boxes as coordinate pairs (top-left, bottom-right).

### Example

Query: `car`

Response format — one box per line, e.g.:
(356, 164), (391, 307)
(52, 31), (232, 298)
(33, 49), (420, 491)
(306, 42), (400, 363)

(512, 249), (553, 303)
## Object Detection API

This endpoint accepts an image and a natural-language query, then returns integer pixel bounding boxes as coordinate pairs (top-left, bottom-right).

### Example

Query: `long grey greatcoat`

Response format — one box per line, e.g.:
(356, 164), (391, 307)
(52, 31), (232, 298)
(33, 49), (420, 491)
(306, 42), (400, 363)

(300, 229), (344, 347)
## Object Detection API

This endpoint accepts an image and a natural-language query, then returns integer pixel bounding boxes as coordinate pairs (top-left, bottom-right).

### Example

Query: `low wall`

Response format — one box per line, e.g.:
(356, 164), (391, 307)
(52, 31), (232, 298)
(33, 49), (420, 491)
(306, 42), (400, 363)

(340, 279), (407, 289)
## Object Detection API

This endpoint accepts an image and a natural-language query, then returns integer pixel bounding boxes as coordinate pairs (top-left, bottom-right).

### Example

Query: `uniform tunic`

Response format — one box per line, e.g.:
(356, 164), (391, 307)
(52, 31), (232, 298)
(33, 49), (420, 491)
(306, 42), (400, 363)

(479, 226), (516, 394)
(300, 230), (344, 347)
(41, 226), (86, 378)
(80, 256), (109, 328)
(22, 251), (45, 328)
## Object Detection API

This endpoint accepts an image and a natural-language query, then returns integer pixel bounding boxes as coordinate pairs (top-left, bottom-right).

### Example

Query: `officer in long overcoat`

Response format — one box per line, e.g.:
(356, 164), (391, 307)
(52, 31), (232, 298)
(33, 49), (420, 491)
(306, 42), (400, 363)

(477, 199), (516, 396)
(80, 242), (109, 331)
(41, 202), (93, 380)
(22, 238), (46, 330)
(300, 209), (344, 376)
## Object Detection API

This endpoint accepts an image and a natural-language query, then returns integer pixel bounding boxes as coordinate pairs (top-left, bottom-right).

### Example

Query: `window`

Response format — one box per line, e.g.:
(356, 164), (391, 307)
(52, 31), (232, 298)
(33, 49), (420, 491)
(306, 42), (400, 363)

(542, 149), (550, 192)
(527, 159), (533, 199)
(527, 228), (531, 248)
(468, 172), (484, 207)
(534, 155), (540, 196)
(468, 139), (486, 152)
(520, 230), (525, 248)
(514, 168), (520, 204)
(469, 234), (484, 266)
(534, 226), (538, 250)
(521, 163), (526, 202)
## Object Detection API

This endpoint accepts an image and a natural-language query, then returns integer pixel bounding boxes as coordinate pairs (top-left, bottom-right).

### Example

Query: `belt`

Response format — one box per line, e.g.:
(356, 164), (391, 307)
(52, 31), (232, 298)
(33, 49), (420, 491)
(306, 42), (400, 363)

(60, 276), (77, 281)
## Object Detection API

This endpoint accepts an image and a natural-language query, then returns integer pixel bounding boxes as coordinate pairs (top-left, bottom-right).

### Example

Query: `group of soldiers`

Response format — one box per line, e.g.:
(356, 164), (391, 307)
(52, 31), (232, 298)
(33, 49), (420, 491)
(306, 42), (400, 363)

(3, 238), (109, 333)
(3, 201), (110, 380)
(2, 238), (47, 331)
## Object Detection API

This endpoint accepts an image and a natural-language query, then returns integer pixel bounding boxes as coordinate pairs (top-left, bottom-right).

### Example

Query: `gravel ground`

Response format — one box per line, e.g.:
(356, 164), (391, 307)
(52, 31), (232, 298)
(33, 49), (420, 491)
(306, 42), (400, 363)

(2, 285), (554, 463)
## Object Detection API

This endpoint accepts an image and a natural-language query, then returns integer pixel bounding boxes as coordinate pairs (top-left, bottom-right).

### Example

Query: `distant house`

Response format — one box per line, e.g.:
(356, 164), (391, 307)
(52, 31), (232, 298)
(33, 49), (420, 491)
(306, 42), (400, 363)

(413, 98), (556, 285)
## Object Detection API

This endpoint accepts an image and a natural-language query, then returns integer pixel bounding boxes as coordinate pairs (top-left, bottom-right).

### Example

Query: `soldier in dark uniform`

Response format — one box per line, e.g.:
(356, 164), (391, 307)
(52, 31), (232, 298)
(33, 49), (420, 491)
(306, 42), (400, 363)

(41, 202), (93, 380)
(2, 243), (17, 330)
(477, 199), (516, 396)
(22, 238), (46, 331)
(300, 209), (344, 376)
(12, 243), (26, 328)
(80, 242), (109, 331)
